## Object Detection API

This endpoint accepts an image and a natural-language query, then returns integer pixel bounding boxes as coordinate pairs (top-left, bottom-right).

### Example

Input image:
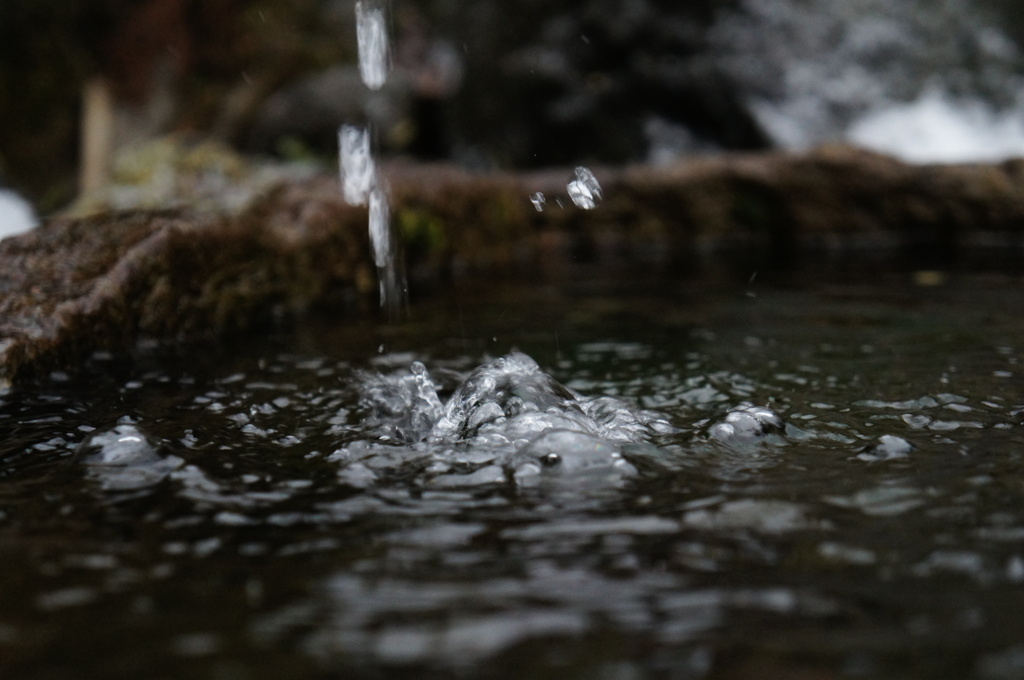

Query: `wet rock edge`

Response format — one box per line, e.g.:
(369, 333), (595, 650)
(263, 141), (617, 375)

(3, 146), (1024, 385)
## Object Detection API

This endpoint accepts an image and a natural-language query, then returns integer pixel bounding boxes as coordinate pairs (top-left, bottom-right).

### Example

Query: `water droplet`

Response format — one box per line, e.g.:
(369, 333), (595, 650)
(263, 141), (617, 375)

(355, 1), (389, 90)
(529, 192), (546, 212)
(567, 166), (602, 210)
(368, 186), (391, 268)
(338, 125), (375, 206)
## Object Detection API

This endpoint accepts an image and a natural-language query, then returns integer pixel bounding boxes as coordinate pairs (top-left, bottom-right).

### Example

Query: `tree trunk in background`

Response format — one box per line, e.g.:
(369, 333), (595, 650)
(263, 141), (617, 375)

(80, 78), (114, 196)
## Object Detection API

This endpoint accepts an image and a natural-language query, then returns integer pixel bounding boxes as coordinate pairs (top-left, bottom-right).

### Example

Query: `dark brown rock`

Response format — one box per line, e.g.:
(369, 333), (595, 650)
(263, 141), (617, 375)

(4, 147), (1024, 385)
(0, 189), (372, 387)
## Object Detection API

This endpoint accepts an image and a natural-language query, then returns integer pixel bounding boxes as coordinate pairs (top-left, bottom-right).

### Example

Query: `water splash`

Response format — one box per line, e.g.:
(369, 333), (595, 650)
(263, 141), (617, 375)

(847, 86), (1024, 163)
(567, 166), (602, 209)
(708, 0), (1024, 162)
(529, 192), (546, 212)
(80, 423), (184, 491)
(355, 1), (389, 91)
(346, 352), (671, 491)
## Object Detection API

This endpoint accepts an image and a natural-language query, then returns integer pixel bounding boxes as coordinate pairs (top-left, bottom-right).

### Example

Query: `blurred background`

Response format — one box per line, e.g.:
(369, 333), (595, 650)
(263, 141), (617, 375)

(3, 0), (1024, 218)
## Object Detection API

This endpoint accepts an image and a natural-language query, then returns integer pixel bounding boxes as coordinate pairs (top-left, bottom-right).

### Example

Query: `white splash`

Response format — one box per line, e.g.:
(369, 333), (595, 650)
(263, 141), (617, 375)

(847, 86), (1024, 163)
(0, 189), (38, 239)
(82, 424), (184, 492)
(356, 1), (390, 91)
(567, 166), (602, 210)
(338, 125), (375, 205)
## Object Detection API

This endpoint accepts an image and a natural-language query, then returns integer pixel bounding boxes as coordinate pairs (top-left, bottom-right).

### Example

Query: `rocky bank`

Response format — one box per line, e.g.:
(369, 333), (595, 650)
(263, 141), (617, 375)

(3, 146), (1024, 386)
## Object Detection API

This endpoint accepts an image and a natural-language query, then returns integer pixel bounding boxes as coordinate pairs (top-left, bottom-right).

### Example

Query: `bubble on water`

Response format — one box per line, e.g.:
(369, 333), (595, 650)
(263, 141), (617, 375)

(1007, 556), (1024, 582)
(36, 587), (98, 612)
(529, 192), (546, 212)
(824, 485), (926, 517)
(429, 465), (507, 489)
(355, 1), (389, 90)
(708, 403), (785, 447)
(902, 413), (931, 429)
(169, 632), (220, 658)
(929, 419), (984, 431)
(857, 434), (913, 462)
(856, 396), (940, 410)
(511, 429), (637, 488)
(913, 550), (986, 579)
(682, 499), (821, 534)
(818, 541), (877, 565)
(80, 424), (184, 491)
(338, 125), (376, 206)
(358, 361), (444, 443)
(567, 166), (602, 209)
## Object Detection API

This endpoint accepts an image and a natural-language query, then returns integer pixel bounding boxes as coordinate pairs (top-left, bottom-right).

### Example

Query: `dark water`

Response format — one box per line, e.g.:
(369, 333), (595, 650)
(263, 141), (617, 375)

(2, 274), (1024, 680)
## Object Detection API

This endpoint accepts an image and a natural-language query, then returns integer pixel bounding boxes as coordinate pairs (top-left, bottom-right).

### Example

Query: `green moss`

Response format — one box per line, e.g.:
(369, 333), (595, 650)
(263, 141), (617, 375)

(397, 208), (447, 255)
(731, 184), (786, 232)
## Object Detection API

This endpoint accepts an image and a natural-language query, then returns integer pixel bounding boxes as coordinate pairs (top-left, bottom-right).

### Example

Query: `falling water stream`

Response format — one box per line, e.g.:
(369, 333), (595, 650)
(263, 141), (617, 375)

(340, 0), (407, 316)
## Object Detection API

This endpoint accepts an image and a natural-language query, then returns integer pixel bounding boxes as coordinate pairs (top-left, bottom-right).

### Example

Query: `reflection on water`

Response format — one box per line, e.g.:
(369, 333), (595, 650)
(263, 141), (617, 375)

(2, 275), (1024, 678)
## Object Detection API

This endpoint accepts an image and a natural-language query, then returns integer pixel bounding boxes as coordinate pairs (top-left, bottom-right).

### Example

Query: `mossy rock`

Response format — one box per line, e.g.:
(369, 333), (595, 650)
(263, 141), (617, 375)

(5, 147), (1024, 385)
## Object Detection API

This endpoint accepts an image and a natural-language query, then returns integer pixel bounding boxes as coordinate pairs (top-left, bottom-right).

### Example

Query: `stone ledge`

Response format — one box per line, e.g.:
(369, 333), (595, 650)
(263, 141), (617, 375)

(3, 146), (1024, 385)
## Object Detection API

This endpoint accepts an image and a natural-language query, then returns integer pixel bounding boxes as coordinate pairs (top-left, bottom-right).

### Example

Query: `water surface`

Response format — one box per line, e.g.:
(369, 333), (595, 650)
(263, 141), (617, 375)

(2, 274), (1023, 679)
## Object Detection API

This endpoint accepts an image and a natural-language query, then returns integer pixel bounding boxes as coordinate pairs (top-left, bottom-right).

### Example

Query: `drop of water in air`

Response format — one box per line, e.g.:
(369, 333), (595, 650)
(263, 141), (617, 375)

(368, 186), (390, 268)
(355, 1), (389, 91)
(368, 183), (406, 313)
(530, 192), (546, 212)
(567, 166), (602, 210)
(338, 125), (375, 206)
